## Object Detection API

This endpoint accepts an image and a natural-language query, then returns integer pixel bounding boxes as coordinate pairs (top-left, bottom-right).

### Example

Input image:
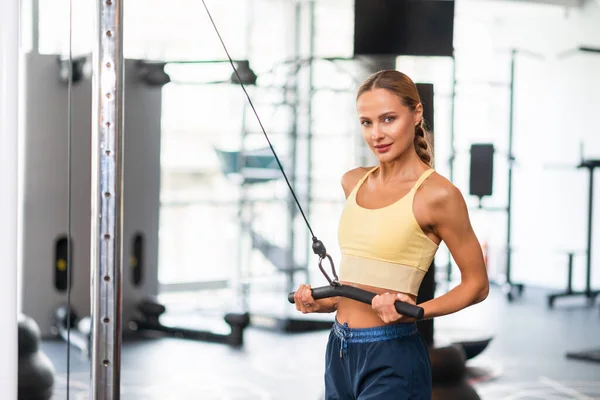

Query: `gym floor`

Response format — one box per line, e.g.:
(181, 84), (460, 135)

(42, 285), (600, 399)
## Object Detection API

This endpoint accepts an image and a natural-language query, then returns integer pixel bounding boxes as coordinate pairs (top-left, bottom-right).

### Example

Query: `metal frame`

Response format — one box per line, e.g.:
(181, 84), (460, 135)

(0, 0), (20, 397)
(304, 0), (316, 280)
(548, 46), (600, 311)
(90, 0), (125, 397)
(503, 49), (525, 301)
(286, 0), (302, 294)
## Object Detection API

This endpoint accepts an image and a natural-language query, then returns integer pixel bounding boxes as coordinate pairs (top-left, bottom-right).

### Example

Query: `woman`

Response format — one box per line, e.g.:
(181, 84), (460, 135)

(293, 69), (489, 399)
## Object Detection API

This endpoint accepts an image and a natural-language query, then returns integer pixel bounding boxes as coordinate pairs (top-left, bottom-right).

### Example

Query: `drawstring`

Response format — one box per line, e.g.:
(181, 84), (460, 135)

(337, 322), (351, 358)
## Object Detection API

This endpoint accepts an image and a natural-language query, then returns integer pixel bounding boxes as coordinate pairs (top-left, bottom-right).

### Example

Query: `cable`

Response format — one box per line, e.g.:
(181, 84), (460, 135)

(199, 0), (320, 243)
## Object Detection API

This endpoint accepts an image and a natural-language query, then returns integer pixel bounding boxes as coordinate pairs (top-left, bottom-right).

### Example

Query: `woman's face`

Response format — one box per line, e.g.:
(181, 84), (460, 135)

(356, 88), (422, 163)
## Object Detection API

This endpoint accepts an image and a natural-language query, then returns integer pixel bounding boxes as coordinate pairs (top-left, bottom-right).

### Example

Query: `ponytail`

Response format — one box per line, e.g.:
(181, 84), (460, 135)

(414, 122), (433, 167)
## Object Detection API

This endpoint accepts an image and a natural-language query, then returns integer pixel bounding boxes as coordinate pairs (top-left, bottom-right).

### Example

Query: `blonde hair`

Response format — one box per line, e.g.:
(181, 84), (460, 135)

(357, 70), (433, 167)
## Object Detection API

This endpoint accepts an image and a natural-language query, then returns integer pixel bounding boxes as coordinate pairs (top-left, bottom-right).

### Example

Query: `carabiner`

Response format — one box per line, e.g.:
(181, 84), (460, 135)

(312, 237), (340, 287)
(318, 254), (341, 287)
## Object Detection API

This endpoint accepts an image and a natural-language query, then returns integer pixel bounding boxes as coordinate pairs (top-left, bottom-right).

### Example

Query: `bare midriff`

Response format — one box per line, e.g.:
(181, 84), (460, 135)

(334, 280), (417, 328)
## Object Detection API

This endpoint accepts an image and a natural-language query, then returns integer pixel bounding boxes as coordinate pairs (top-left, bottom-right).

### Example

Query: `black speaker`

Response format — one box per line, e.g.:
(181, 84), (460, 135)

(469, 144), (494, 198)
(354, 0), (455, 57)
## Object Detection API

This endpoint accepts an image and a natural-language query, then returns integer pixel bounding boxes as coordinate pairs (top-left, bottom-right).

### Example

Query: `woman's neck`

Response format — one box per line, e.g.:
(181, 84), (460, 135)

(376, 149), (428, 185)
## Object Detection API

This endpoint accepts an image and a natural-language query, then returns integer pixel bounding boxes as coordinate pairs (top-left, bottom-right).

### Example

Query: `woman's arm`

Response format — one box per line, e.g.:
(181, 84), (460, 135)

(292, 168), (371, 316)
(372, 178), (489, 323)
(419, 182), (489, 319)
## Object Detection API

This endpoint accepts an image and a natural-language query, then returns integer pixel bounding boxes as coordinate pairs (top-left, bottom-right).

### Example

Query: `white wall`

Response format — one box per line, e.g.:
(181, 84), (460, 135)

(452, 0), (600, 290)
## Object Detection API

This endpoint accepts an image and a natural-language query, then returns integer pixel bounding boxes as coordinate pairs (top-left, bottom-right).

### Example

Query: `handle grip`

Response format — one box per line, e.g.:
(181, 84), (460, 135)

(288, 285), (424, 320)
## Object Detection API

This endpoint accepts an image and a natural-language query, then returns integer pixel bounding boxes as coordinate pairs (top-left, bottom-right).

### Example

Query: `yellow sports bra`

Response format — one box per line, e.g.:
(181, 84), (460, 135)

(337, 166), (439, 296)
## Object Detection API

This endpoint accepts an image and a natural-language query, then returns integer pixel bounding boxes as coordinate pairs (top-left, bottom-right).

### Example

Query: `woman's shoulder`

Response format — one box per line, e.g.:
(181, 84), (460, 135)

(340, 166), (374, 198)
(419, 170), (467, 212)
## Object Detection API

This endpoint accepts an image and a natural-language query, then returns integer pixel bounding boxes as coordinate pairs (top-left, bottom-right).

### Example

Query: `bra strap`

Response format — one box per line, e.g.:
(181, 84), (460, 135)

(351, 165), (379, 194)
(412, 169), (435, 191)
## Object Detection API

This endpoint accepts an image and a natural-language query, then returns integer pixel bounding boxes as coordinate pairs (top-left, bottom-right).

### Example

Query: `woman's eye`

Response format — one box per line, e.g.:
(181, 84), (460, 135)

(361, 121), (371, 127)
(384, 116), (395, 123)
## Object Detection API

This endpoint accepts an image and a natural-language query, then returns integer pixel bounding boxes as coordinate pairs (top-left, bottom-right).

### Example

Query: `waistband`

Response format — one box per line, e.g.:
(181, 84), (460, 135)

(332, 319), (418, 343)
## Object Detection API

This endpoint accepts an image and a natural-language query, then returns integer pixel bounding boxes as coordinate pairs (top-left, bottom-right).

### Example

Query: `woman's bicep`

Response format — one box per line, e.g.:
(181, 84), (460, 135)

(433, 186), (487, 282)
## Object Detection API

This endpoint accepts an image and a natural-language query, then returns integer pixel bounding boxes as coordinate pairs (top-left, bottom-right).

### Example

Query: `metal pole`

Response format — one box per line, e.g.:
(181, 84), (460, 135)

(305, 0), (316, 283)
(446, 54), (457, 283)
(90, 0), (124, 398)
(505, 49), (516, 287)
(235, 0), (255, 311)
(31, 0), (39, 53)
(0, 0), (20, 397)
(286, 1), (301, 293)
(585, 166), (594, 296)
(236, 90), (250, 311)
(448, 54), (456, 183)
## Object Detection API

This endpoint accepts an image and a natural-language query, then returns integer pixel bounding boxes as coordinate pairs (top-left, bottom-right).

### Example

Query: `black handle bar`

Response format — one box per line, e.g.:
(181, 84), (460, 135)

(288, 285), (424, 320)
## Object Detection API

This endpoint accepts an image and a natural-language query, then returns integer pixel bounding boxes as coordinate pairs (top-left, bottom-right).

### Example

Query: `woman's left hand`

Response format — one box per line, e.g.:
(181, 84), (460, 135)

(372, 292), (417, 323)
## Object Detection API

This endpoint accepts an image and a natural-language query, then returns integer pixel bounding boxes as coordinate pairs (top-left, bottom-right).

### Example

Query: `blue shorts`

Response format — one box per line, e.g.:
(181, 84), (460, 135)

(324, 319), (432, 399)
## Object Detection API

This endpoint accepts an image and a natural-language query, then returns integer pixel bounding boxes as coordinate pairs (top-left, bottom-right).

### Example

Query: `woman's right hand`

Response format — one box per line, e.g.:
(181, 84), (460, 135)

(294, 284), (318, 314)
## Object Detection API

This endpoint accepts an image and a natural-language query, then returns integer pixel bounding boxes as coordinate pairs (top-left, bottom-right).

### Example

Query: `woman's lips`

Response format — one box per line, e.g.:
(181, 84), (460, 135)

(375, 143), (392, 153)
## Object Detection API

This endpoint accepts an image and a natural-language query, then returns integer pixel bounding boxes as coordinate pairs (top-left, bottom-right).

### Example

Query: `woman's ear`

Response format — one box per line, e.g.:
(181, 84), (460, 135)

(414, 103), (424, 125)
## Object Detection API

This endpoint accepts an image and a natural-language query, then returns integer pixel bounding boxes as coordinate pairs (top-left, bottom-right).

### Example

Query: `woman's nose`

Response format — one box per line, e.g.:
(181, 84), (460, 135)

(371, 125), (384, 140)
